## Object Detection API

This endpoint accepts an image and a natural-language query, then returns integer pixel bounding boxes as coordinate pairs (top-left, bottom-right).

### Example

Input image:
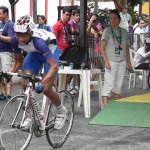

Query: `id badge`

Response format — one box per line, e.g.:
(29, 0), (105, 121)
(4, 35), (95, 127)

(115, 48), (120, 56)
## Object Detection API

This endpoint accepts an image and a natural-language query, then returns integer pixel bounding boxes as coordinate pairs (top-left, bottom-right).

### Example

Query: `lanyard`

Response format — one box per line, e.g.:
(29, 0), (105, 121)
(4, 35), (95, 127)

(111, 26), (122, 46)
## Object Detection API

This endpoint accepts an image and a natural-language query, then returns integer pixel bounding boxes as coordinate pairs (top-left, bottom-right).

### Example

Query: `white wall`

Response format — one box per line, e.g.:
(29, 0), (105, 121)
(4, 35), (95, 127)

(15, 0), (30, 19)
(47, 0), (59, 27)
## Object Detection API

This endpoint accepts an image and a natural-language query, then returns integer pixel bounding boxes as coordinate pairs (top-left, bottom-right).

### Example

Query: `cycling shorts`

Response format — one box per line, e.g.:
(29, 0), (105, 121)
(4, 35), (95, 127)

(22, 48), (59, 77)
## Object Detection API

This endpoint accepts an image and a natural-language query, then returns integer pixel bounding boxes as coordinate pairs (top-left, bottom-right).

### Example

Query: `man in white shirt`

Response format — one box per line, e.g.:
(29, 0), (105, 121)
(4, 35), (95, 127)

(134, 37), (150, 70)
(119, 4), (132, 32)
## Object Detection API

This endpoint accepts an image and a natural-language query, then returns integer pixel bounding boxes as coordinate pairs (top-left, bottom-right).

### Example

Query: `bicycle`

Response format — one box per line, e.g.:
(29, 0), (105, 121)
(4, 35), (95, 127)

(0, 72), (74, 150)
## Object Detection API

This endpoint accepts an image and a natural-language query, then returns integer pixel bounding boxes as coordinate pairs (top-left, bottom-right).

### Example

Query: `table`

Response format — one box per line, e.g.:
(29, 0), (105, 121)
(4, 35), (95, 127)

(58, 68), (103, 118)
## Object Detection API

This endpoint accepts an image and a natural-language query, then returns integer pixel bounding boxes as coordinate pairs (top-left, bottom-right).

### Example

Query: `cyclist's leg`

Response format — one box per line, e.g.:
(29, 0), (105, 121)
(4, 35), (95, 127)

(42, 47), (68, 128)
(42, 77), (61, 106)
(43, 48), (63, 107)
(42, 77), (67, 129)
(22, 52), (44, 75)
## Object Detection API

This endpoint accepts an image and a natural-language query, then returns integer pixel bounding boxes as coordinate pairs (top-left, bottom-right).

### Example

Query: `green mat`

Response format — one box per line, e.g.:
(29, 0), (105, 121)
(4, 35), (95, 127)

(89, 101), (150, 128)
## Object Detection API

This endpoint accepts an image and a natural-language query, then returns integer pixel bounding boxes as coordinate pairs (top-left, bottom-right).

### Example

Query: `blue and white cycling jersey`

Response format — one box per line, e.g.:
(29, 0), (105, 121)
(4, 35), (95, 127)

(11, 29), (59, 75)
(11, 29), (58, 61)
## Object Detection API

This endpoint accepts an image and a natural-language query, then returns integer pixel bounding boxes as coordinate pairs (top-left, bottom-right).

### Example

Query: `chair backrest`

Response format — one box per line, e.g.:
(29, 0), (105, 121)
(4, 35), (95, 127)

(129, 48), (144, 72)
(129, 48), (136, 70)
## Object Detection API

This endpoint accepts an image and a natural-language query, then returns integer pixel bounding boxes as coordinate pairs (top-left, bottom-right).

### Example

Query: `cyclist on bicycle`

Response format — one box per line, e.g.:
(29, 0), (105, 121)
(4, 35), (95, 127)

(10, 15), (67, 130)
(134, 37), (150, 70)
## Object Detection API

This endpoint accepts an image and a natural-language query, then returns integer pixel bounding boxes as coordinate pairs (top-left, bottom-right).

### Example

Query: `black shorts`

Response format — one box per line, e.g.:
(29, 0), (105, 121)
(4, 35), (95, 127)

(135, 63), (150, 70)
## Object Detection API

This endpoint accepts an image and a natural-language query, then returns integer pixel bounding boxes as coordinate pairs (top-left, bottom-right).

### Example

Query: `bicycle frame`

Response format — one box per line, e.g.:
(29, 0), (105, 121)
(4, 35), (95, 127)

(20, 82), (52, 131)
(0, 72), (52, 132)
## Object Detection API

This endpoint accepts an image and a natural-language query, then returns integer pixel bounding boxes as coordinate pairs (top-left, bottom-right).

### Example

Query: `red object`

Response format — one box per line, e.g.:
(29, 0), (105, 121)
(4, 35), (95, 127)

(53, 21), (72, 51)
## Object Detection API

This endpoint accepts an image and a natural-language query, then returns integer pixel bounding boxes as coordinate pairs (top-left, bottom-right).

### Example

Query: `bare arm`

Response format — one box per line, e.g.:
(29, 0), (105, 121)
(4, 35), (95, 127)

(128, 15), (132, 27)
(101, 39), (111, 69)
(86, 15), (97, 35)
(11, 54), (23, 72)
(0, 35), (11, 43)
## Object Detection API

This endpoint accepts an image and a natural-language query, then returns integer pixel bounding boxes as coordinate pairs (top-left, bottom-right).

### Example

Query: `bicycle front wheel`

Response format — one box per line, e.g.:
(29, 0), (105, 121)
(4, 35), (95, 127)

(0, 95), (33, 150)
(46, 90), (74, 148)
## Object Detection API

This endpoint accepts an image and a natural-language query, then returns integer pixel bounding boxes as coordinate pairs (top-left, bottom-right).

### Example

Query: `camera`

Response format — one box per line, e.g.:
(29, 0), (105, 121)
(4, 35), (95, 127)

(67, 38), (74, 44)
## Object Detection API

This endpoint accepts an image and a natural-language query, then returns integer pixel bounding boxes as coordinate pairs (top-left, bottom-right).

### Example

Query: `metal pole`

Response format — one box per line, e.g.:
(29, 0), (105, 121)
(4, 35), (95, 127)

(33, 0), (37, 23)
(80, 0), (88, 65)
(11, 6), (15, 22)
(148, 0), (150, 33)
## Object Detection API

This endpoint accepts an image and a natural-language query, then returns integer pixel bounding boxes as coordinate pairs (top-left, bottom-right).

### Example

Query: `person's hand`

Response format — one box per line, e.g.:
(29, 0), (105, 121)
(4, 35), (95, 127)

(89, 15), (97, 23)
(105, 60), (111, 69)
(35, 83), (44, 94)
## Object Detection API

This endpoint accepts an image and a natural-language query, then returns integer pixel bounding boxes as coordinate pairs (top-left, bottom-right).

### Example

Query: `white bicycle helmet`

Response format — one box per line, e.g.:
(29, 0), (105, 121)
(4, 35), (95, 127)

(14, 15), (35, 33)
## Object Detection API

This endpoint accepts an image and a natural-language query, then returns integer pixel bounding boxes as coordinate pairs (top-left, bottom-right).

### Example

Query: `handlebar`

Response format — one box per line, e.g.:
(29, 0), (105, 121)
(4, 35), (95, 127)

(0, 71), (42, 82)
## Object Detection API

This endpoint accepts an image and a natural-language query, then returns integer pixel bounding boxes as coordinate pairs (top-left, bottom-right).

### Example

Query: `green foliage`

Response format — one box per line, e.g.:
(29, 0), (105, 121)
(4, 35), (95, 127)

(128, 0), (148, 7)
(128, 7), (139, 25)
(128, 0), (148, 24)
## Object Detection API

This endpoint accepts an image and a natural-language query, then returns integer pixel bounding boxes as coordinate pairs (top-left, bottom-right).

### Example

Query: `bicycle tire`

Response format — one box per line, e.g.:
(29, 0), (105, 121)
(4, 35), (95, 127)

(0, 95), (34, 150)
(148, 71), (150, 89)
(46, 90), (74, 148)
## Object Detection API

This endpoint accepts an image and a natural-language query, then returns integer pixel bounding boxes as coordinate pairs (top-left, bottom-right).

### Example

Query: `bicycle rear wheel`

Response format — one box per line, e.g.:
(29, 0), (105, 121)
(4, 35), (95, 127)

(148, 71), (150, 89)
(46, 90), (74, 148)
(0, 95), (34, 150)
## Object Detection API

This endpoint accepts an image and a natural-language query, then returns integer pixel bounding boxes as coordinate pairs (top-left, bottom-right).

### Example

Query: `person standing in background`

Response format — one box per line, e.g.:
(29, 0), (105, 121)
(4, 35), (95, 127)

(133, 18), (147, 51)
(36, 15), (51, 32)
(87, 14), (103, 59)
(68, 9), (80, 94)
(0, 6), (15, 100)
(134, 19), (147, 34)
(87, 14), (103, 91)
(53, 7), (73, 91)
(101, 9), (133, 106)
(52, 7), (72, 54)
(119, 4), (132, 32)
(68, 9), (80, 45)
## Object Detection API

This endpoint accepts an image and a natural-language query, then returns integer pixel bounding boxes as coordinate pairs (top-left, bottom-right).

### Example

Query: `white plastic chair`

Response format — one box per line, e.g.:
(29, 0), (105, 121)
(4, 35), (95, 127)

(128, 49), (144, 89)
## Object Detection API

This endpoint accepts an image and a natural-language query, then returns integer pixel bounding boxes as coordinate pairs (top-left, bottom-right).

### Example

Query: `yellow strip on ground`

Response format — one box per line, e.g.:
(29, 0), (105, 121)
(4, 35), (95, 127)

(115, 93), (150, 103)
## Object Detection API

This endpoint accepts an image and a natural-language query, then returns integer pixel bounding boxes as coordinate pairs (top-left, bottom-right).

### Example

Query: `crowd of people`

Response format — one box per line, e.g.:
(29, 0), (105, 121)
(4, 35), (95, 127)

(0, 4), (150, 126)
